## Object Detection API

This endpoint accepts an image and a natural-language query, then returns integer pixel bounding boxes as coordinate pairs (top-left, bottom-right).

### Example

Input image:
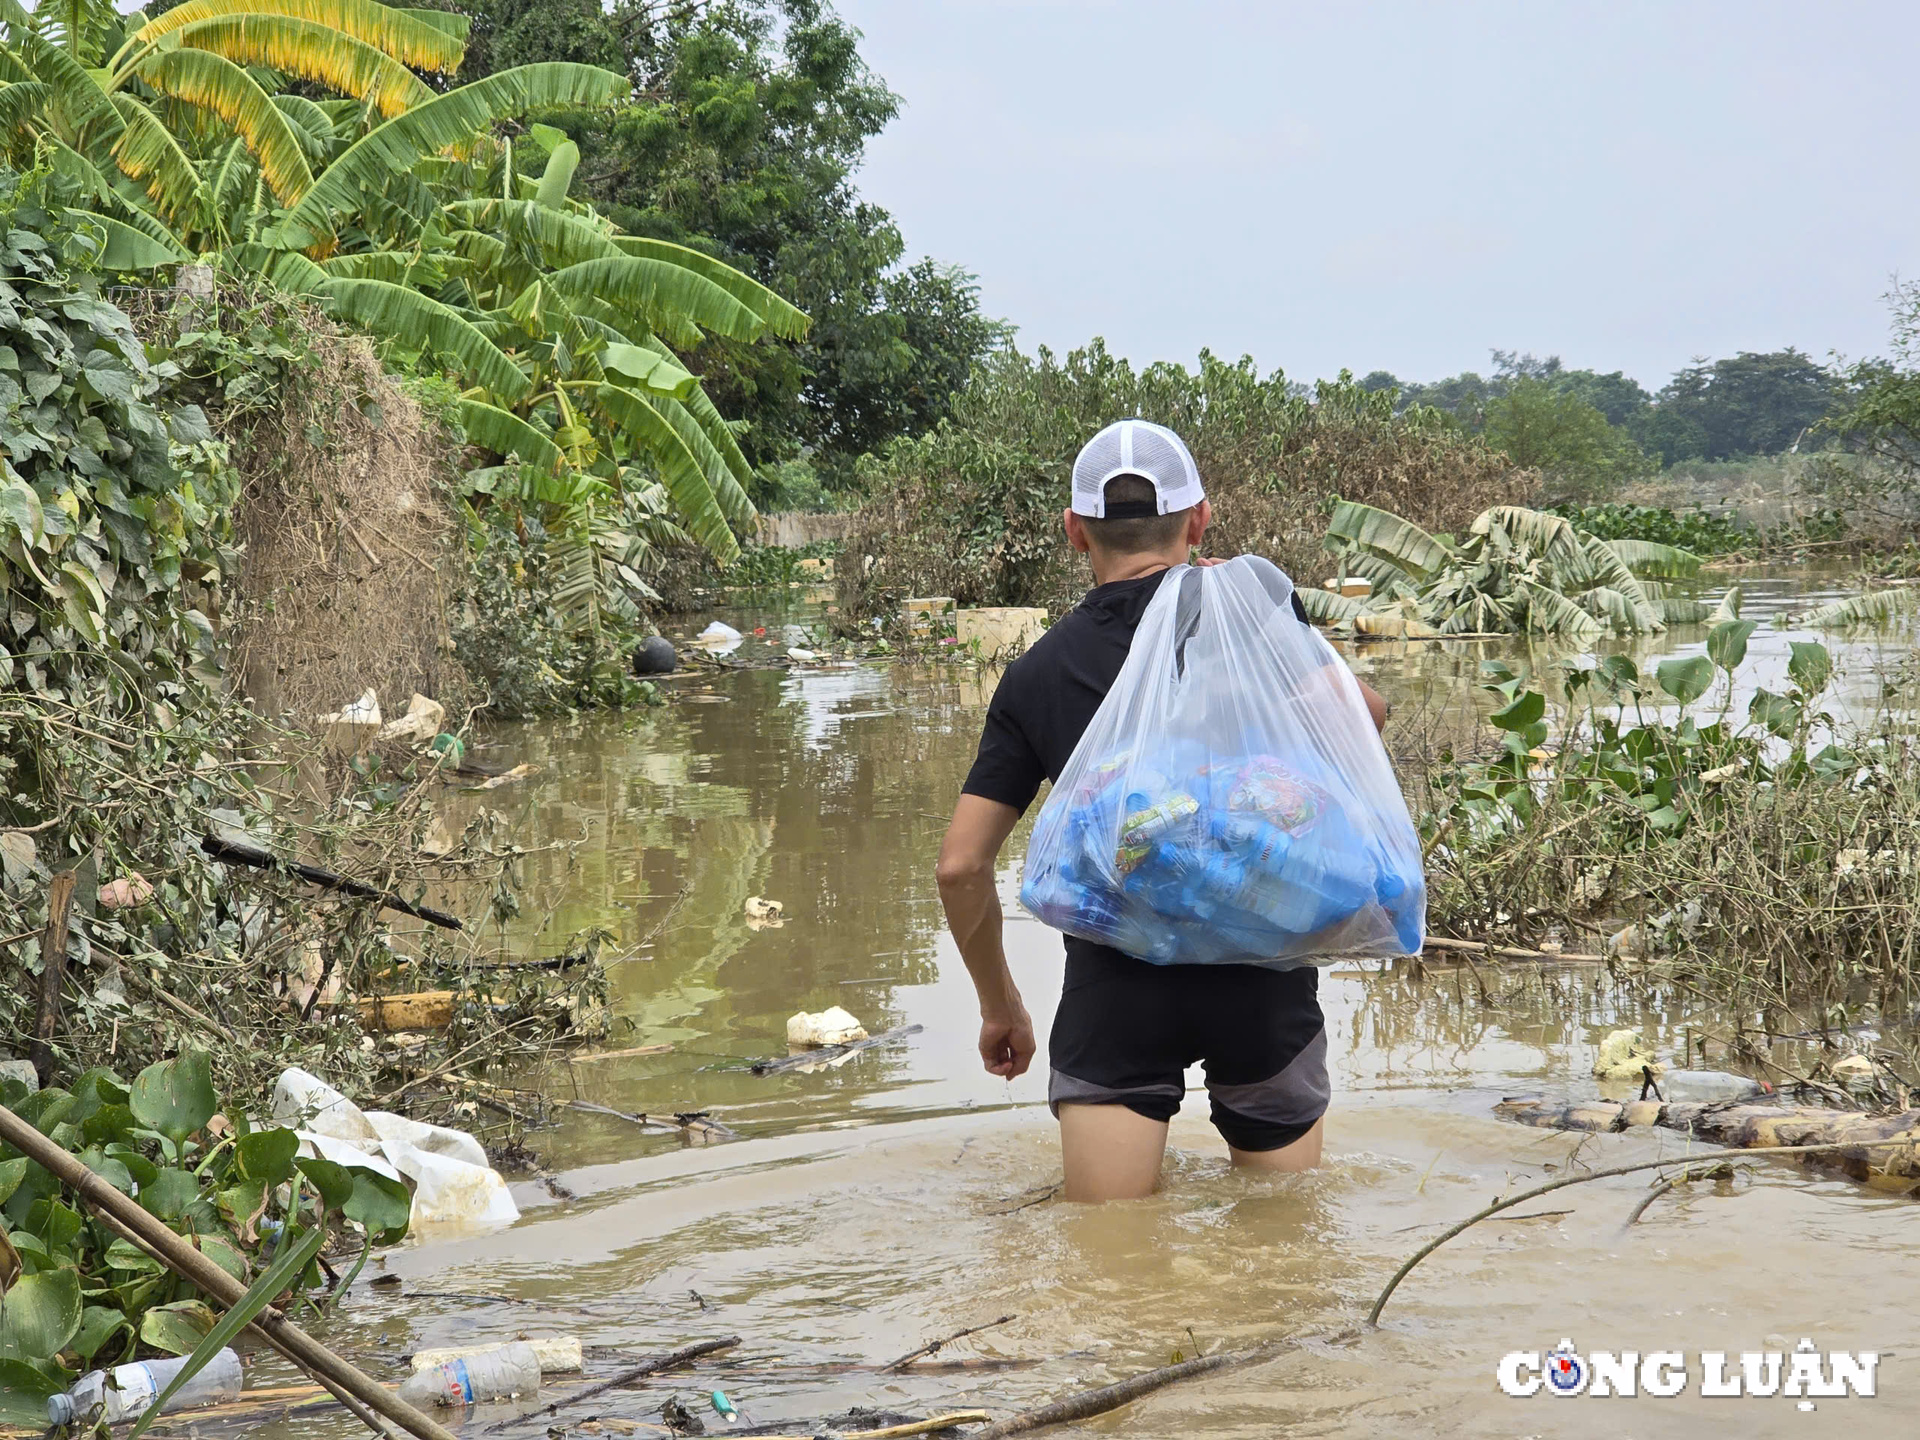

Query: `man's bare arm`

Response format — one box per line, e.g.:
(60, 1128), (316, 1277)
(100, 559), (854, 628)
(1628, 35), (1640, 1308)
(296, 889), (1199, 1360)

(936, 794), (1035, 1078)
(1356, 677), (1388, 733)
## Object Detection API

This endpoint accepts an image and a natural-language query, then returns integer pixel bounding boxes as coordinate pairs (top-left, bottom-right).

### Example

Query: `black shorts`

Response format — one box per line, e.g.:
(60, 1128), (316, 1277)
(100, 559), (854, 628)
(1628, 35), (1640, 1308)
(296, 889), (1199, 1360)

(1047, 947), (1329, 1152)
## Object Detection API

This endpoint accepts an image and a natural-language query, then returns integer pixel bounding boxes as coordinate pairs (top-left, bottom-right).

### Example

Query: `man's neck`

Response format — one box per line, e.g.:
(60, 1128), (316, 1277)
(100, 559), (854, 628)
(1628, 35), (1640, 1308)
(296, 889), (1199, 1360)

(1090, 551), (1186, 585)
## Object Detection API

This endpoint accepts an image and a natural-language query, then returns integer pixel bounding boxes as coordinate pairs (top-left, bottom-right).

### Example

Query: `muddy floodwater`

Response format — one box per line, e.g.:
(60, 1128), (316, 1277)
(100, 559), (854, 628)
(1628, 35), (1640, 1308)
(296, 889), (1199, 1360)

(268, 568), (1917, 1439)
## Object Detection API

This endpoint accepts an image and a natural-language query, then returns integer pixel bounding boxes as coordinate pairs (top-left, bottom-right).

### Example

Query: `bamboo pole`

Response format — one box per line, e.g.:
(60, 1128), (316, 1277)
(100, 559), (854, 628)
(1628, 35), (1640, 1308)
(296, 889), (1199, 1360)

(0, 1103), (457, 1440)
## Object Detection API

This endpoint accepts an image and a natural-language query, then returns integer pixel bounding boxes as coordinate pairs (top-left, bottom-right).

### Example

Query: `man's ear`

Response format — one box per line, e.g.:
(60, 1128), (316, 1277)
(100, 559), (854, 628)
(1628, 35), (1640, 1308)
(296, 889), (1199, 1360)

(1064, 508), (1093, 555)
(1186, 499), (1212, 547)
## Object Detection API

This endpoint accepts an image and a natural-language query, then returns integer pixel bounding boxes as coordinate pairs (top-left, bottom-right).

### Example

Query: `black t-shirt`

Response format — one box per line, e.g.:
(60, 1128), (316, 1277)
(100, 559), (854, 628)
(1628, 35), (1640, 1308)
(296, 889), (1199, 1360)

(960, 566), (1312, 964)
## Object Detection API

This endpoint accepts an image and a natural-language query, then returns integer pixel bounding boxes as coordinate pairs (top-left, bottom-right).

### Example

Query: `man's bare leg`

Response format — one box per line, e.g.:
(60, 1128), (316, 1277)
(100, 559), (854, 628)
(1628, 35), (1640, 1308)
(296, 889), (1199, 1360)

(1058, 1103), (1169, 1201)
(1227, 1115), (1325, 1172)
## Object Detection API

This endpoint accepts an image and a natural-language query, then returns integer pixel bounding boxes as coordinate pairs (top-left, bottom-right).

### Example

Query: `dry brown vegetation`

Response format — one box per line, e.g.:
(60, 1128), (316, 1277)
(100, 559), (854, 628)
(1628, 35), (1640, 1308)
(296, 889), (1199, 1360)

(226, 335), (465, 722)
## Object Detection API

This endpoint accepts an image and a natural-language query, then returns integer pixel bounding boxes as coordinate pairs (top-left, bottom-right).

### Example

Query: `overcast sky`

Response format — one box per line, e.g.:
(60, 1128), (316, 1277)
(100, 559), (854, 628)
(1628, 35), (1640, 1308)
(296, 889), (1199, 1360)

(833, 1), (1919, 391)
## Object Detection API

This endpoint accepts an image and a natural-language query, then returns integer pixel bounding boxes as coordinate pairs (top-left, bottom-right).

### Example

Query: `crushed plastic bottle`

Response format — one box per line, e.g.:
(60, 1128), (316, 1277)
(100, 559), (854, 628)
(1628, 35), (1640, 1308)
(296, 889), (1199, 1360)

(1656, 1070), (1771, 1102)
(397, 1341), (541, 1407)
(49, 1349), (243, 1426)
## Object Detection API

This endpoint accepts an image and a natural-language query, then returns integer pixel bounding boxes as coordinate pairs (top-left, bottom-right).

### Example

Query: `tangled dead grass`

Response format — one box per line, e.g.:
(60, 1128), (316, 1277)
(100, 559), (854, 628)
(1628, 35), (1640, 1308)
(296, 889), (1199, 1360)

(226, 332), (465, 722)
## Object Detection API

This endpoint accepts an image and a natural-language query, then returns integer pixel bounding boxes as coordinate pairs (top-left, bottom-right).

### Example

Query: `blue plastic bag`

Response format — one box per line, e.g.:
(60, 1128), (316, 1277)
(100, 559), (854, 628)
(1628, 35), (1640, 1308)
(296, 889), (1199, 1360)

(1020, 557), (1424, 966)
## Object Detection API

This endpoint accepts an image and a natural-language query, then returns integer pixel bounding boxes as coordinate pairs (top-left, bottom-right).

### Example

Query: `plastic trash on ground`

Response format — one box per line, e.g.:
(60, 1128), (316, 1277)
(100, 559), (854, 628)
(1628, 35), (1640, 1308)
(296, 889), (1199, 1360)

(1019, 557), (1425, 968)
(787, 1006), (868, 1048)
(1657, 1070), (1770, 1102)
(363, 1110), (491, 1170)
(411, 1336), (583, 1375)
(398, 1342), (541, 1407)
(317, 688), (383, 753)
(273, 1067), (381, 1147)
(295, 1130), (404, 1184)
(50, 1349), (242, 1426)
(386, 1138), (520, 1229)
(1593, 1028), (1664, 1081)
(377, 693), (447, 746)
(273, 1067), (518, 1233)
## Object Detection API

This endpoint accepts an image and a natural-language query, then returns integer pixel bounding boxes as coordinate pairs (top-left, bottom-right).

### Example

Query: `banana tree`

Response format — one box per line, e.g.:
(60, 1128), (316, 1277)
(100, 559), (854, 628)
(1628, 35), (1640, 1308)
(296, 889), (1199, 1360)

(1308, 501), (1705, 641)
(0, 0), (806, 595)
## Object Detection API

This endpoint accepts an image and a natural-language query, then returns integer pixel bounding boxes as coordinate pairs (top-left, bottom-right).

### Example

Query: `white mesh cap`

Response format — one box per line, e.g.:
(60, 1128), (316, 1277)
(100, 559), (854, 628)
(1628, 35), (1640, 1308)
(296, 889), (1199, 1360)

(1069, 419), (1206, 517)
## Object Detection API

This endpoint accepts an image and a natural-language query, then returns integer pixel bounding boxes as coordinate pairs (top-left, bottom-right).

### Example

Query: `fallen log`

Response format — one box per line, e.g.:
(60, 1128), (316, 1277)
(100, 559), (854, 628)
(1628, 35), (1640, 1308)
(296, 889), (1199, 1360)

(354, 990), (456, 1031)
(202, 832), (463, 930)
(1495, 1094), (1920, 1181)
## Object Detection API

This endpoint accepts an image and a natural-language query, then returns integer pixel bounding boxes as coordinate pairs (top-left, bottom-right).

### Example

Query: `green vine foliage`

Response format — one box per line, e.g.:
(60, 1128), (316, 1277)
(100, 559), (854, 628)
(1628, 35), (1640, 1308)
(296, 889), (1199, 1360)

(0, 1051), (409, 1421)
(0, 170), (236, 711)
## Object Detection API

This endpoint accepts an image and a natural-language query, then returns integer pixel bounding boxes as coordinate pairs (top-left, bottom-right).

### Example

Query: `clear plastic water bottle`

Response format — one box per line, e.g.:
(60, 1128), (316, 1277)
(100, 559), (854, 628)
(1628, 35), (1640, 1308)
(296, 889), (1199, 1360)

(49, 1349), (243, 1426)
(397, 1341), (542, 1407)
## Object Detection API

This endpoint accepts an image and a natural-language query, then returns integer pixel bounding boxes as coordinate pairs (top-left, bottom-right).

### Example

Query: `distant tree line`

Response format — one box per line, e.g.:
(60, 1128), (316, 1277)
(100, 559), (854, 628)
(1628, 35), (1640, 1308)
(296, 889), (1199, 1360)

(1358, 347), (1845, 497)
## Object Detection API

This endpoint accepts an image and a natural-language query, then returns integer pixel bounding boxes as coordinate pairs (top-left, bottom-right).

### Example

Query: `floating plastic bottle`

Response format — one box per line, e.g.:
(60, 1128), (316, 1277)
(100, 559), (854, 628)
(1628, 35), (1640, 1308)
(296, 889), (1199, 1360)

(398, 1341), (542, 1407)
(49, 1349), (243, 1427)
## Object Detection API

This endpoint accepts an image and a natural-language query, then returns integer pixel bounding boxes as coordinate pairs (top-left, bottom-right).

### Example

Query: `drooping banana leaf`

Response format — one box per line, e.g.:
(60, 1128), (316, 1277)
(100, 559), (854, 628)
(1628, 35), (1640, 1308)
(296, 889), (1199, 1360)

(1295, 586), (1371, 625)
(309, 276), (531, 401)
(444, 196), (621, 270)
(591, 382), (739, 563)
(1516, 579), (1604, 640)
(453, 398), (564, 474)
(138, 47), (314, 203)
(1474, 505), (1590, 574)
(67, 208), (191, 267)
(1802, 586), (1920, 628)
(109, 95), (208, 232)
(273, 63), (629, 246)
(1659, 597), (1714, 624)
(1325, 500), (1452, 583)
(0, 79), (51, 132)
(165, 15), (435, 120)
(549, 254), (769, 344)
(1709, 583), (1741, 623)
(1602, 536), (1704, 579)
(121, 0), (466, 76)
(610, 234), (809, 341)
(1327, 548), (1421, 601)
(1578, 537), (1664, 633)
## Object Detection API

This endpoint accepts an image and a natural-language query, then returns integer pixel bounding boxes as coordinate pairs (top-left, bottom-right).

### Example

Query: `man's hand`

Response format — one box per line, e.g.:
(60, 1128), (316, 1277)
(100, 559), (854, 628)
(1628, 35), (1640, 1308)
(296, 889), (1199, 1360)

(979, 1003), (1036, 1078)
(937, 795), (1029, 1079)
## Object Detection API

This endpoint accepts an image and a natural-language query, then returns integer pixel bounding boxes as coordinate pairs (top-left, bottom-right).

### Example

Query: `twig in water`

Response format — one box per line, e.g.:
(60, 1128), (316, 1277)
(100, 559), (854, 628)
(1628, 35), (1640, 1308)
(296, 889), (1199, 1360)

(983, 1182), (1060, 1215)
(1368, 1137), (1920, 1326)
(966, 1340), (1353, 1440)
(883, 1314), (1017, 1372)
(749, 1023), (923, 1075)
(1621, 1162), (1736, 1231)
(482, 1337), (740, 1434)
(568, 1099), (738, 1140)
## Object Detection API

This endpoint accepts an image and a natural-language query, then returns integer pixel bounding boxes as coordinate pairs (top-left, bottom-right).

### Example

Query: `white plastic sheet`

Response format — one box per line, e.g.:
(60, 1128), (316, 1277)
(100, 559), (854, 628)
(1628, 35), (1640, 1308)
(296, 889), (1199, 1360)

(1020, 557), (1425, 967)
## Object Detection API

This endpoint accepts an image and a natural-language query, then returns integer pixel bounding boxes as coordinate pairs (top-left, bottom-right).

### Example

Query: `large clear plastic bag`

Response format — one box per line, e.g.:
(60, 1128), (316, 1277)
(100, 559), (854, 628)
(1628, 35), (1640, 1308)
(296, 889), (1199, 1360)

(1019, 557), (1425, 967)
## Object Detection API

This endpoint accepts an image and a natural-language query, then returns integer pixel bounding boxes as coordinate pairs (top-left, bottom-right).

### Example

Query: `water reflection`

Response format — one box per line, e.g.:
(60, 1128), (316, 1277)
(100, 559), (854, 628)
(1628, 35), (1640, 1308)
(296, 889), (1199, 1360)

(296, 576), (1920, 1439)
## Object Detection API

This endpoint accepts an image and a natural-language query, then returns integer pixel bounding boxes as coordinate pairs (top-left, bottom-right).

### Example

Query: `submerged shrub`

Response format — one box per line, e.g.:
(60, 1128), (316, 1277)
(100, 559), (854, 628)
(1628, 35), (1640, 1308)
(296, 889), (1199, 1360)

(839, 342), (1535, 624)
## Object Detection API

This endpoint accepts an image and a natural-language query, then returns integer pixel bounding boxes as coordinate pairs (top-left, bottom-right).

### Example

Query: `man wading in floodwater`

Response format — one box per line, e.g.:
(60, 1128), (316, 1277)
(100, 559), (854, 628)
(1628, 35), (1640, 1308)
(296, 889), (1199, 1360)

(936, 420), (1389, 1203)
